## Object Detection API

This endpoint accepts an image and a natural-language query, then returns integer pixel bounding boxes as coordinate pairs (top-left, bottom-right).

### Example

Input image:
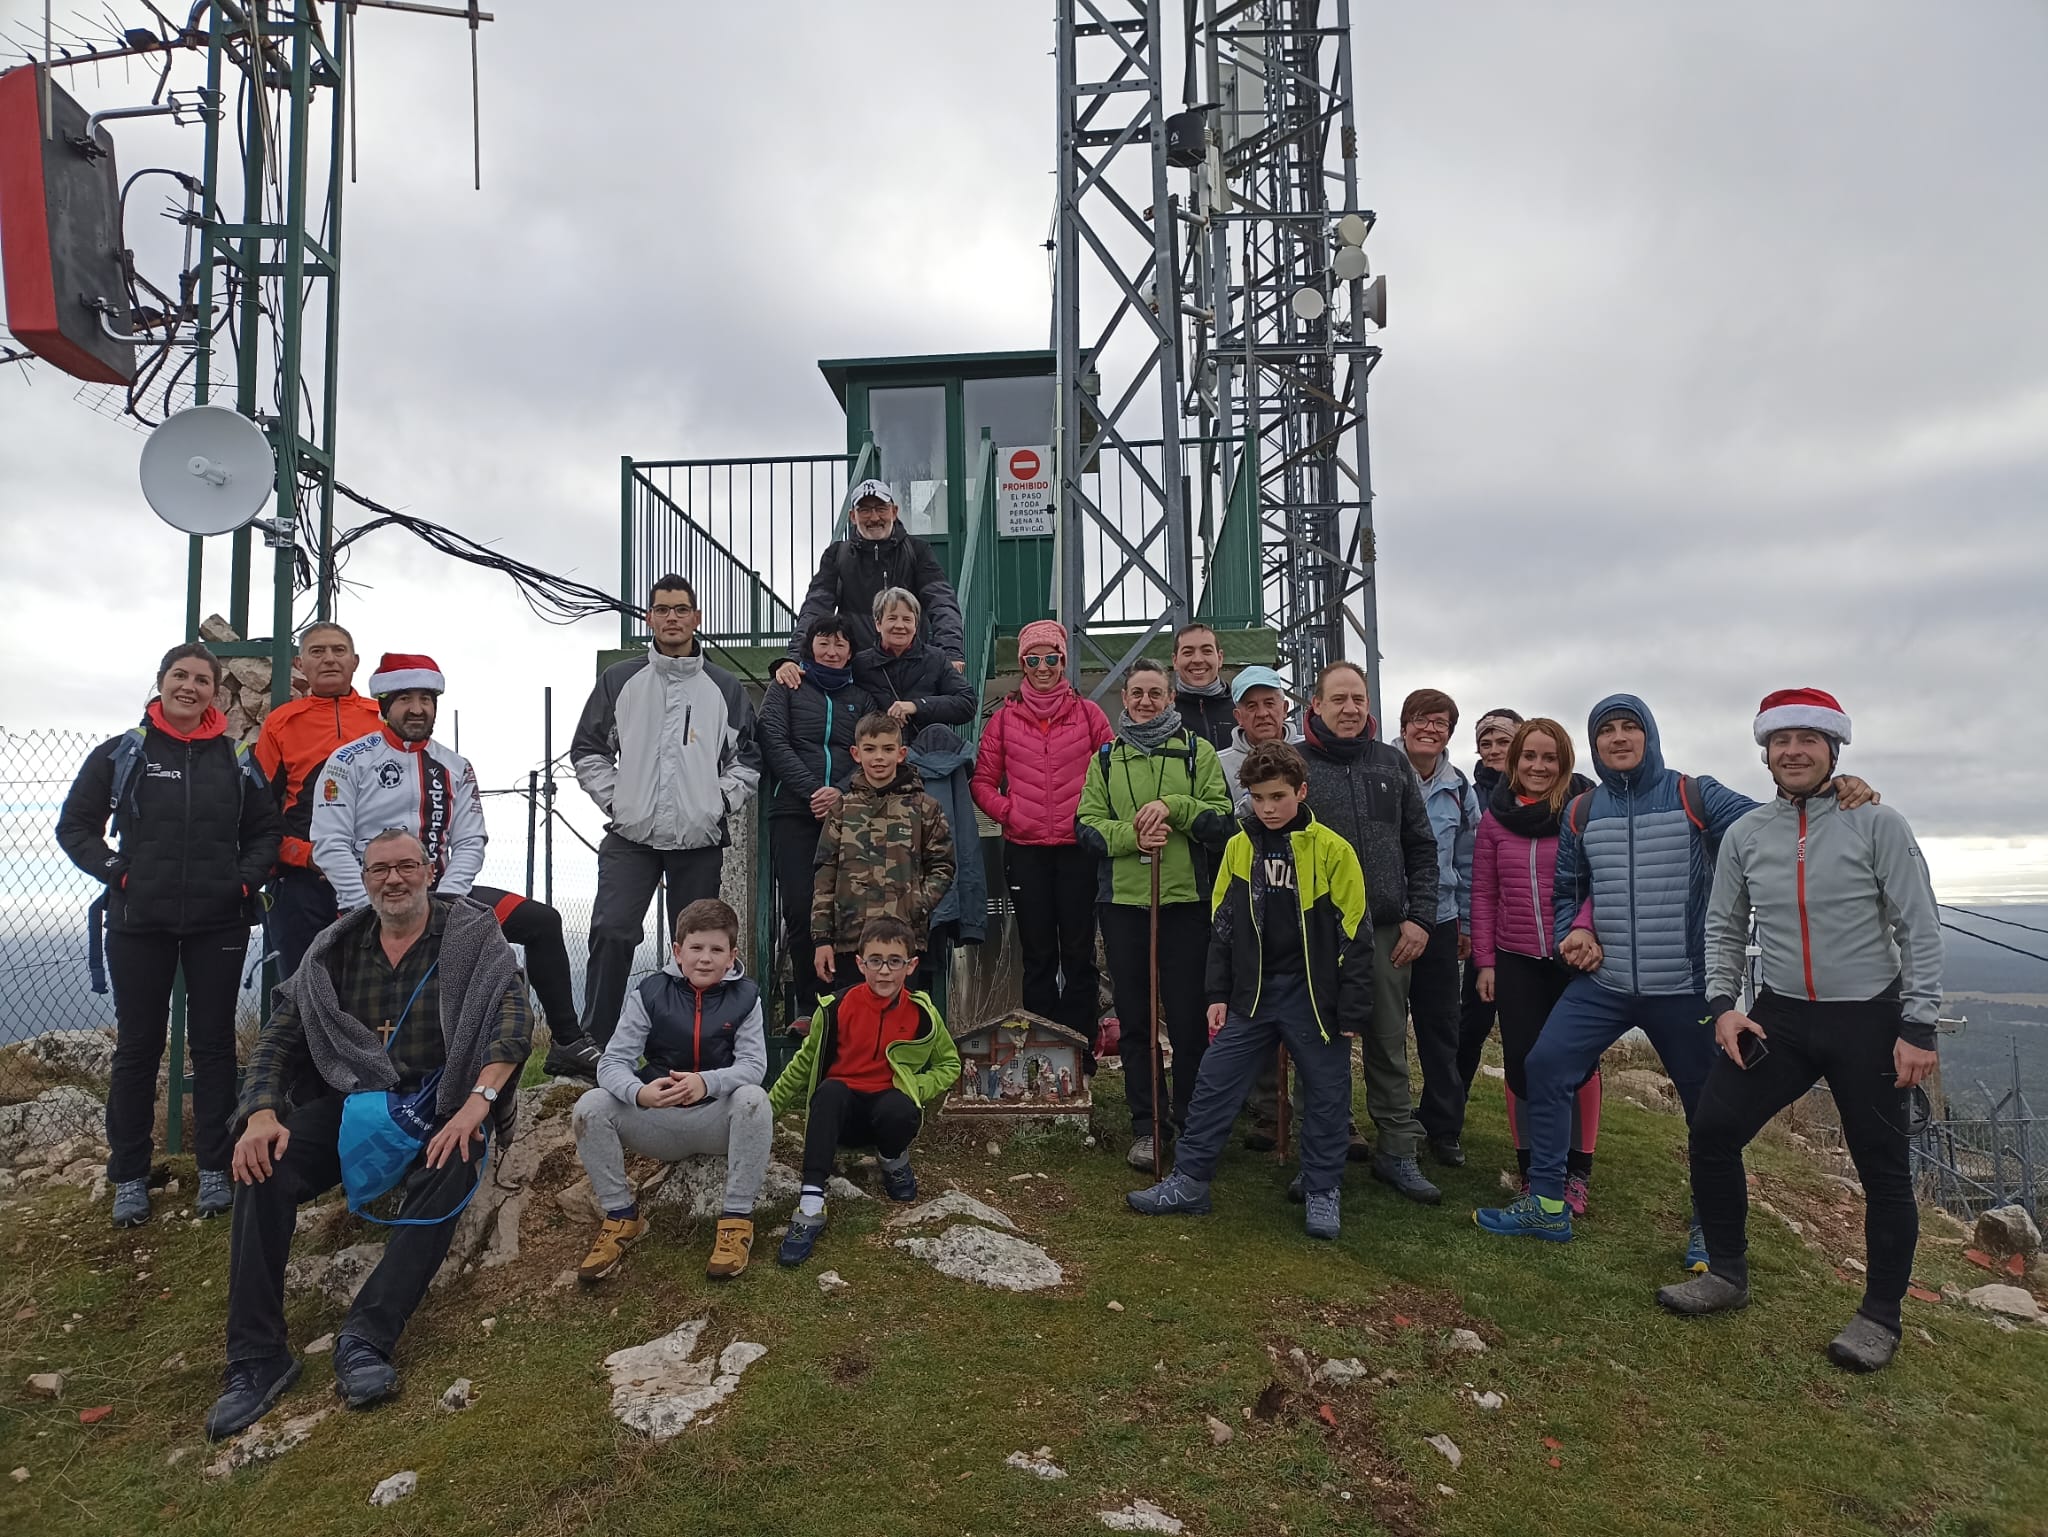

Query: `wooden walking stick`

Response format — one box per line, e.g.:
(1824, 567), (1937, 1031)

(1148, 849), (1164, 1179)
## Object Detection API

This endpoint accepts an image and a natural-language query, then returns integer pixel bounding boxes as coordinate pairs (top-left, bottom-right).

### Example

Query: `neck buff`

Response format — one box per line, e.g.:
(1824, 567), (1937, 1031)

(1302, 710), (1367, 761)
(146, 699), (227, 742)
(1175, 671), (1227, 698)
(1117, 707), (1184, 754)
(1016, 673), (1073, 721)
(801, 656), (855, 692)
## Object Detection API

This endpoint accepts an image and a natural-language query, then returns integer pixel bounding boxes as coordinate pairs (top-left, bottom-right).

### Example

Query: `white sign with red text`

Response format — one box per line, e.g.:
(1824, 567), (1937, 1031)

(995, 445), (1055, 537)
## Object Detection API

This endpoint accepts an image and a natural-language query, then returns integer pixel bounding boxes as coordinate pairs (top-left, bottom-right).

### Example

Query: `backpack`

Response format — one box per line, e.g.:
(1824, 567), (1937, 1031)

(105, 725), (264, 837)
(1566, 774), (1706, 840)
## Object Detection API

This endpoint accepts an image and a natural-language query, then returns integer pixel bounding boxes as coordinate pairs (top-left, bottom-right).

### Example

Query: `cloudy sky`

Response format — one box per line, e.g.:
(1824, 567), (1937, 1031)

(2, 1), (2044, 902)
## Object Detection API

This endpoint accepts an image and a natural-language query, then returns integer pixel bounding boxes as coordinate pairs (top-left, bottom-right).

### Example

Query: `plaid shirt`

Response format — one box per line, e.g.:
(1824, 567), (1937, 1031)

(241, 898), (532, 1121)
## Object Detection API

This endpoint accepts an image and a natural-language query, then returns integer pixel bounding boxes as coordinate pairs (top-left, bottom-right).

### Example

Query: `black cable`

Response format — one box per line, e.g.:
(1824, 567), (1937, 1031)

(1941, 904), (2048, 939)
(1939, 921), (2048, 968)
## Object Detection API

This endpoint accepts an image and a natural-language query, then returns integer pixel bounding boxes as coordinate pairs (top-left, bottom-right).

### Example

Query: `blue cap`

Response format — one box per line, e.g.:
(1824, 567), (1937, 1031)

(1230, 665), (1292, 703)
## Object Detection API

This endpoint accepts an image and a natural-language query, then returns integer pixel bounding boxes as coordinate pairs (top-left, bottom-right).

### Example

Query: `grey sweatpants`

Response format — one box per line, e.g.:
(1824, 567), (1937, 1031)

(572, 1083), (773, 1215)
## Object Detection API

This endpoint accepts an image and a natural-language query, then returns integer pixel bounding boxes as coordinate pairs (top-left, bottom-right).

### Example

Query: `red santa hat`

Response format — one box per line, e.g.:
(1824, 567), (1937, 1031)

(1752, 687), (1851, 746)
(368, 653), (446, 697)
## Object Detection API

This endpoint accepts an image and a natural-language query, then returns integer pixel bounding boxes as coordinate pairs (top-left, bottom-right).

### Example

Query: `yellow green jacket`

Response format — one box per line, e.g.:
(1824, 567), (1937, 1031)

(768, 988), (961, 1114)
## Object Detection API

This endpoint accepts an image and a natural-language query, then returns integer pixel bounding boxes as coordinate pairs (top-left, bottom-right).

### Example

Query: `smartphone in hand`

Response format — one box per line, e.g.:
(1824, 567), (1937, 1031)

(1738, 1031), (1769, 1070)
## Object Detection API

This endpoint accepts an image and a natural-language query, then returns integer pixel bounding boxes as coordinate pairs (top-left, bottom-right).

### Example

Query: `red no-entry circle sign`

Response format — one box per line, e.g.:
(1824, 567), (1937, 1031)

(1008, 449), (1041, 480)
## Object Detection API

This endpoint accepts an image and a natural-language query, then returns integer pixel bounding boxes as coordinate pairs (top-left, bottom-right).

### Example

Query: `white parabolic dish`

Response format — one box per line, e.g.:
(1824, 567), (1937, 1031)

(139, 405), (275, 536)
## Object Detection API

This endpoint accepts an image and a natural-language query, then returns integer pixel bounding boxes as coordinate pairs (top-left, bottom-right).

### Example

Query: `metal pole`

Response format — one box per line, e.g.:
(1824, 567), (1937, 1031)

(543, 686), (555, 907)
(524, 768), (537, 898)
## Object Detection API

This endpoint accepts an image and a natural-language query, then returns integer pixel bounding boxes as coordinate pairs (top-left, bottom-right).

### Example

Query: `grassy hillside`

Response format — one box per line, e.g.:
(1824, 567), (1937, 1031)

(2, 1067), (2044, 1537)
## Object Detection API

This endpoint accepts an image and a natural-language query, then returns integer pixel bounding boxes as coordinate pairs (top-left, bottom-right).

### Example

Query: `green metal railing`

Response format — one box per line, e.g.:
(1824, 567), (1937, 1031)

(1197, 429), (1263, 630)
(953, 432), (1001, 746)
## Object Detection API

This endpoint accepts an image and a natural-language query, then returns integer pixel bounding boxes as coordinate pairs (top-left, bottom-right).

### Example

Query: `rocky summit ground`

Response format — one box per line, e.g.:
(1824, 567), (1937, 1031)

(2, 1055), (2045, 1537)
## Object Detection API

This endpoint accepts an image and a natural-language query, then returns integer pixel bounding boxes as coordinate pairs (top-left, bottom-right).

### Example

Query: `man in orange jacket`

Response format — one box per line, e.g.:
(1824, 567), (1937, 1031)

(252, 622), (382, 977)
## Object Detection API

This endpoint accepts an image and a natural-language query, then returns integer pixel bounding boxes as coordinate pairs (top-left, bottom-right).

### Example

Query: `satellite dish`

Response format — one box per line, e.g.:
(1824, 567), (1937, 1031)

(1332, 245), (1369, 282)
(1358, 273), (1388, 329)
(1335, 213), (1369, 247)
(139, 405), (275, 535)
(1290, 286), (1327, 321)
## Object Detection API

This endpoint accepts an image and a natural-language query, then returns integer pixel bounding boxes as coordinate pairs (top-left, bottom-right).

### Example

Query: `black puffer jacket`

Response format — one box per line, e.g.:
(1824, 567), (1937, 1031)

(787, 522), (966, 661)
(1297, 713), (1439, 931)
(853, 641), (977, 729)
(57, 713), (282, 934)
(758, 673), (875, 820)
(1175, 686), (1236, 749)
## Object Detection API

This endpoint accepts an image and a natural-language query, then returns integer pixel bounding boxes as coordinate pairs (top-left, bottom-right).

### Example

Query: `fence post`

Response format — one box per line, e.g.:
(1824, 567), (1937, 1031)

(543, 687), (556, 908)
(525, 768), (538, 899)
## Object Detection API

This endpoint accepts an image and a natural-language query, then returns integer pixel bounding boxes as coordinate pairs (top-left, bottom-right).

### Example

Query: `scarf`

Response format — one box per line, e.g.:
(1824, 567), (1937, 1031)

(1473, 761), (1504, 802)
(1117, 707), (1184, 754)
(800, 657), (855, 693)
(1016, 676), (1073, 722)
(1175, 671), (1228, 699)
(1487, 772), (1594, 840)
(146, 699), (227, 742)
(1302, 710), (1367, 762)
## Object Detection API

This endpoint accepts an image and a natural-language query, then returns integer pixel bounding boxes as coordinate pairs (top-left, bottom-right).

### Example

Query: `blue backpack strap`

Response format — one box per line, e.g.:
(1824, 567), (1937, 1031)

(1677, 773), (1705, 832)
(105, 728), (146, 836)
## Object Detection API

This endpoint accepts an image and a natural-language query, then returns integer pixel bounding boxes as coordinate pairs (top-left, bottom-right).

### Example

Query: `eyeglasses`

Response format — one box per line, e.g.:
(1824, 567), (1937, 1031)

(1407, 716), (1452, 735)
(365, 859), (427, 880)
(1022, 654), (1062, 670)
(648, 603), (696, 618)
(859, 955), (912, 972)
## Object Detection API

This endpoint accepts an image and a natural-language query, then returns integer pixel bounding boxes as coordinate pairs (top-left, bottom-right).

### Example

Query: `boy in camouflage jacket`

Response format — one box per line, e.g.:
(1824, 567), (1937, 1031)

(811, 712), (956, 990)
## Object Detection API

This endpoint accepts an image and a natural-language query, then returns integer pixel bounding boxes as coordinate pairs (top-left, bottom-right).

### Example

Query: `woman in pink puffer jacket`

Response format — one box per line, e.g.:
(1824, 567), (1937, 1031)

(1470, 717), (1602, 1212)
(973, 620), (1113, 1062)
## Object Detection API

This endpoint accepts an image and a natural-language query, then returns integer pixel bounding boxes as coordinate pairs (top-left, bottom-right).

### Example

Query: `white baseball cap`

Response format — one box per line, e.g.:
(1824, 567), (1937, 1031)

(849, 478), (897, 507)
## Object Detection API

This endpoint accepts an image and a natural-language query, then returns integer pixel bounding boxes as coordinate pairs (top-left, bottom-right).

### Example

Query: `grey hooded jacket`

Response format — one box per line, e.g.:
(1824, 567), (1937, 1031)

(1704, 787), (1943, 1045)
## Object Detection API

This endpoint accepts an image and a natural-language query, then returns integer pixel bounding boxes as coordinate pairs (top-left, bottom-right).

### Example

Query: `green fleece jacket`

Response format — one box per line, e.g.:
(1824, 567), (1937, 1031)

(768, 987), (961, 1114)
(1076, 731), (1235, 907)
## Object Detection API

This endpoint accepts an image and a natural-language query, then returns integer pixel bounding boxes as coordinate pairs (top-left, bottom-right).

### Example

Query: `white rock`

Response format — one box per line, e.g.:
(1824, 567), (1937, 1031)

(555, 1175), (605, 1224)
(817, 1270), (851, 1294)
(894, 1226), (1063, 1291)
(1006, 1448), (1068, 1479)
(1315, 1357), (1369, 1386)
(1446, 1329), (1487, 1354)
(479, 1317), (497, 1337)
(160, 1352), (186, 1372)
(0, 1088), (105, 1160)
(9, 1467), (27, 1483)
(294, 1202), (340, 1235)
(603, 1319), (767, 1441)
(1479, 1064), (1507, 1080)
(1964, 1284), (2040, 1322)
(1098, 1499), (1184, 1532)
(645, 1157), (867, 1218)
(24, 1372), (64, 1399)
(1843, 1256), (1867, 1274)
(303, 1333), (334, 1356)
(438, 1378), (474, 1411)
(368, 1470), (418, 1506)
(284, 1243), (386, 1307)
(16, 1028), (117, 1080)
(204, 1408), (332, 1477)
(1205, 1414), (1234, 1445)
(1425, 1433), (1463, 1468)
(1107, 1300), (1124, 1313)
(1470, 1390), (1504, 1411)
(1975, 1205), (2043, 1267)
(884, 1190), (1018, 1232)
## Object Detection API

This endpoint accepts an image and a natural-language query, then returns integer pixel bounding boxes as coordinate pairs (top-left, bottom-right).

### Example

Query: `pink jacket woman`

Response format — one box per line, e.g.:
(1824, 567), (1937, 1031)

(1471, 774), (1597, 965)
(972, 679), (1113, 845)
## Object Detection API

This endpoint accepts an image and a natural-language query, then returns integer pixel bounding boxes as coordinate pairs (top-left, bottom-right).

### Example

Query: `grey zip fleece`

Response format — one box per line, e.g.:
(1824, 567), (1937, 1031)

(1704, 788), (1943, 1045)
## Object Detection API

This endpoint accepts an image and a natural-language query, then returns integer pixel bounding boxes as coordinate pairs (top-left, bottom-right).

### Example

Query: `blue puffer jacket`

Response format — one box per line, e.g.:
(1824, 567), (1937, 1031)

(1552, 694), (1755, 997)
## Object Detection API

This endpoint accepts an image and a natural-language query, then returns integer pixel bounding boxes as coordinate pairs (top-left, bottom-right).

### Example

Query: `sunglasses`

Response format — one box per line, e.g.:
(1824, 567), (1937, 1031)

(1022, 654), (1063, 670)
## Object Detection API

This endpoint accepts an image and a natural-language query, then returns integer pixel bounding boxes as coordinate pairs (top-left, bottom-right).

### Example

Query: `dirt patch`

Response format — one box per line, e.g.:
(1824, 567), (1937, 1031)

(829, 1350), (871, 1384)
(1245, 1377), (1425, 1537)
(1300, 1285), (1494, 1348)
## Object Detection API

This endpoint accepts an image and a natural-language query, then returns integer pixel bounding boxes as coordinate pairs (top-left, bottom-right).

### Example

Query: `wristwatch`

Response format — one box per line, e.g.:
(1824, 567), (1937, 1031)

(470, 1083), (499, 1104)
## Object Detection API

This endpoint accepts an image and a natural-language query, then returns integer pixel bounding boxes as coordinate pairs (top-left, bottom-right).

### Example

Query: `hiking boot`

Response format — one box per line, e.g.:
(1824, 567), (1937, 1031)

(1563, 1173), (1591, 1218)
(1371, 1153), (1442, 1206)
(111, 1178), (150, 1228)
(1656, 1272), (1750, 1316)
(1428, 1138), (1467, 1169)
(204, 1355), (300, 1441)
(705, 1217), (754, 1281)
(777, 1209), (827, 1267)
(1126, 1135), (1167, 1172)
(577, 1215), (650, 1282)
(1126, 1172), (1212, 1217)
(1473, 1194), (1573, 1243)
(1827, 1314), (1901, 1373)
(879, 1156), (918, 1203)
(543, 1034), (602, 1080)
(332, 1334), (397, 1409)
(1345, 1127), (1373, 1163)
(196, 1168), (234, 1219)
(1303, 1187), (1341, 1241)
(1684, 1223), (1710, 1274)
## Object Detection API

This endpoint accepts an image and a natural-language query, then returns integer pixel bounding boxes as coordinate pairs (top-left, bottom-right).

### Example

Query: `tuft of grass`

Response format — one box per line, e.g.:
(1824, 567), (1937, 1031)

(2, 1067), (2045, 1537)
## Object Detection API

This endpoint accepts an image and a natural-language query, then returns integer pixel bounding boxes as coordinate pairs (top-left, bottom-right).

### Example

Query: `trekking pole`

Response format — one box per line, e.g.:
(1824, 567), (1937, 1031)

(1274, 1044), (1291, 1161)
(1148, 850), (1164, 1178)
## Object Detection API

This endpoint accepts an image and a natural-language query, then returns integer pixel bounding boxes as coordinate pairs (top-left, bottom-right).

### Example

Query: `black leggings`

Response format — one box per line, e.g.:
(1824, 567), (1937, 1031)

(1496, 950), (1599, 1178)
(1689, 990), (1919, 1333)
(470, 887), (581, 1042)
(1004, 842), (1102, 1052)
(105, 925), (249, 1181)
(801, 1079), (921, 1187)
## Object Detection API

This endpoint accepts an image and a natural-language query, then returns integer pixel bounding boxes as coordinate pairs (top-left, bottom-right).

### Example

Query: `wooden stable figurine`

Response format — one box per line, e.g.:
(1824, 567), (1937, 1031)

(946, 1009), (1092, 1125)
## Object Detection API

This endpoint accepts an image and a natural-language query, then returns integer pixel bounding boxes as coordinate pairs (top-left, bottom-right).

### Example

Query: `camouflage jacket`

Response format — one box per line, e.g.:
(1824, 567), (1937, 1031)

(810, 763), (956, 952)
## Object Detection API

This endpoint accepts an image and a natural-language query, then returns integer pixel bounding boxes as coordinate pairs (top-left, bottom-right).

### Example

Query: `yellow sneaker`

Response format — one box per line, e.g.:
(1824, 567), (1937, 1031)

(705, 1217), (754, 1281)
(577, 1215), (649, 1281)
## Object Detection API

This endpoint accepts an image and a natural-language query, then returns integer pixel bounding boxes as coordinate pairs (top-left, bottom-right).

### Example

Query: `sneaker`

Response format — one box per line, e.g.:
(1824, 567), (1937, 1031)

(196, 1169), (234, 1219)
(543, 1034), (602, 1080)
(705, 1217), (754, 1281)
(1126, 1172), (1212, 1217)
(1428, 1138), (1467, 1169)
(331, 1334), (397, 1409)
(1685, 1223), (1710, 1274)
(1126, 1135), (1166, 1172)
(879, 1157), (917, 1203)
(576, 1214), (650, 1282)
(1563, 1174), (1591, 1218)
(1656, 1272), (1750, 1316)
(1370, 1153), (1442, 1206)
(111, 1177), (150, 1228)
(1303, 1187), (1341, 1240)
(1473, 1194), (1573, 1243)
(1826, 1314), (1901, 1373)
(204, 1355), (301, 1441)
(777, 1209), (827, 1267)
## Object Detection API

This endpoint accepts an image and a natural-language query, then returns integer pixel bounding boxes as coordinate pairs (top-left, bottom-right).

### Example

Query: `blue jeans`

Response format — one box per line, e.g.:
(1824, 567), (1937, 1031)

(1173, 973), (1353, 1196)
(1523, 974), (1714, 1201)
